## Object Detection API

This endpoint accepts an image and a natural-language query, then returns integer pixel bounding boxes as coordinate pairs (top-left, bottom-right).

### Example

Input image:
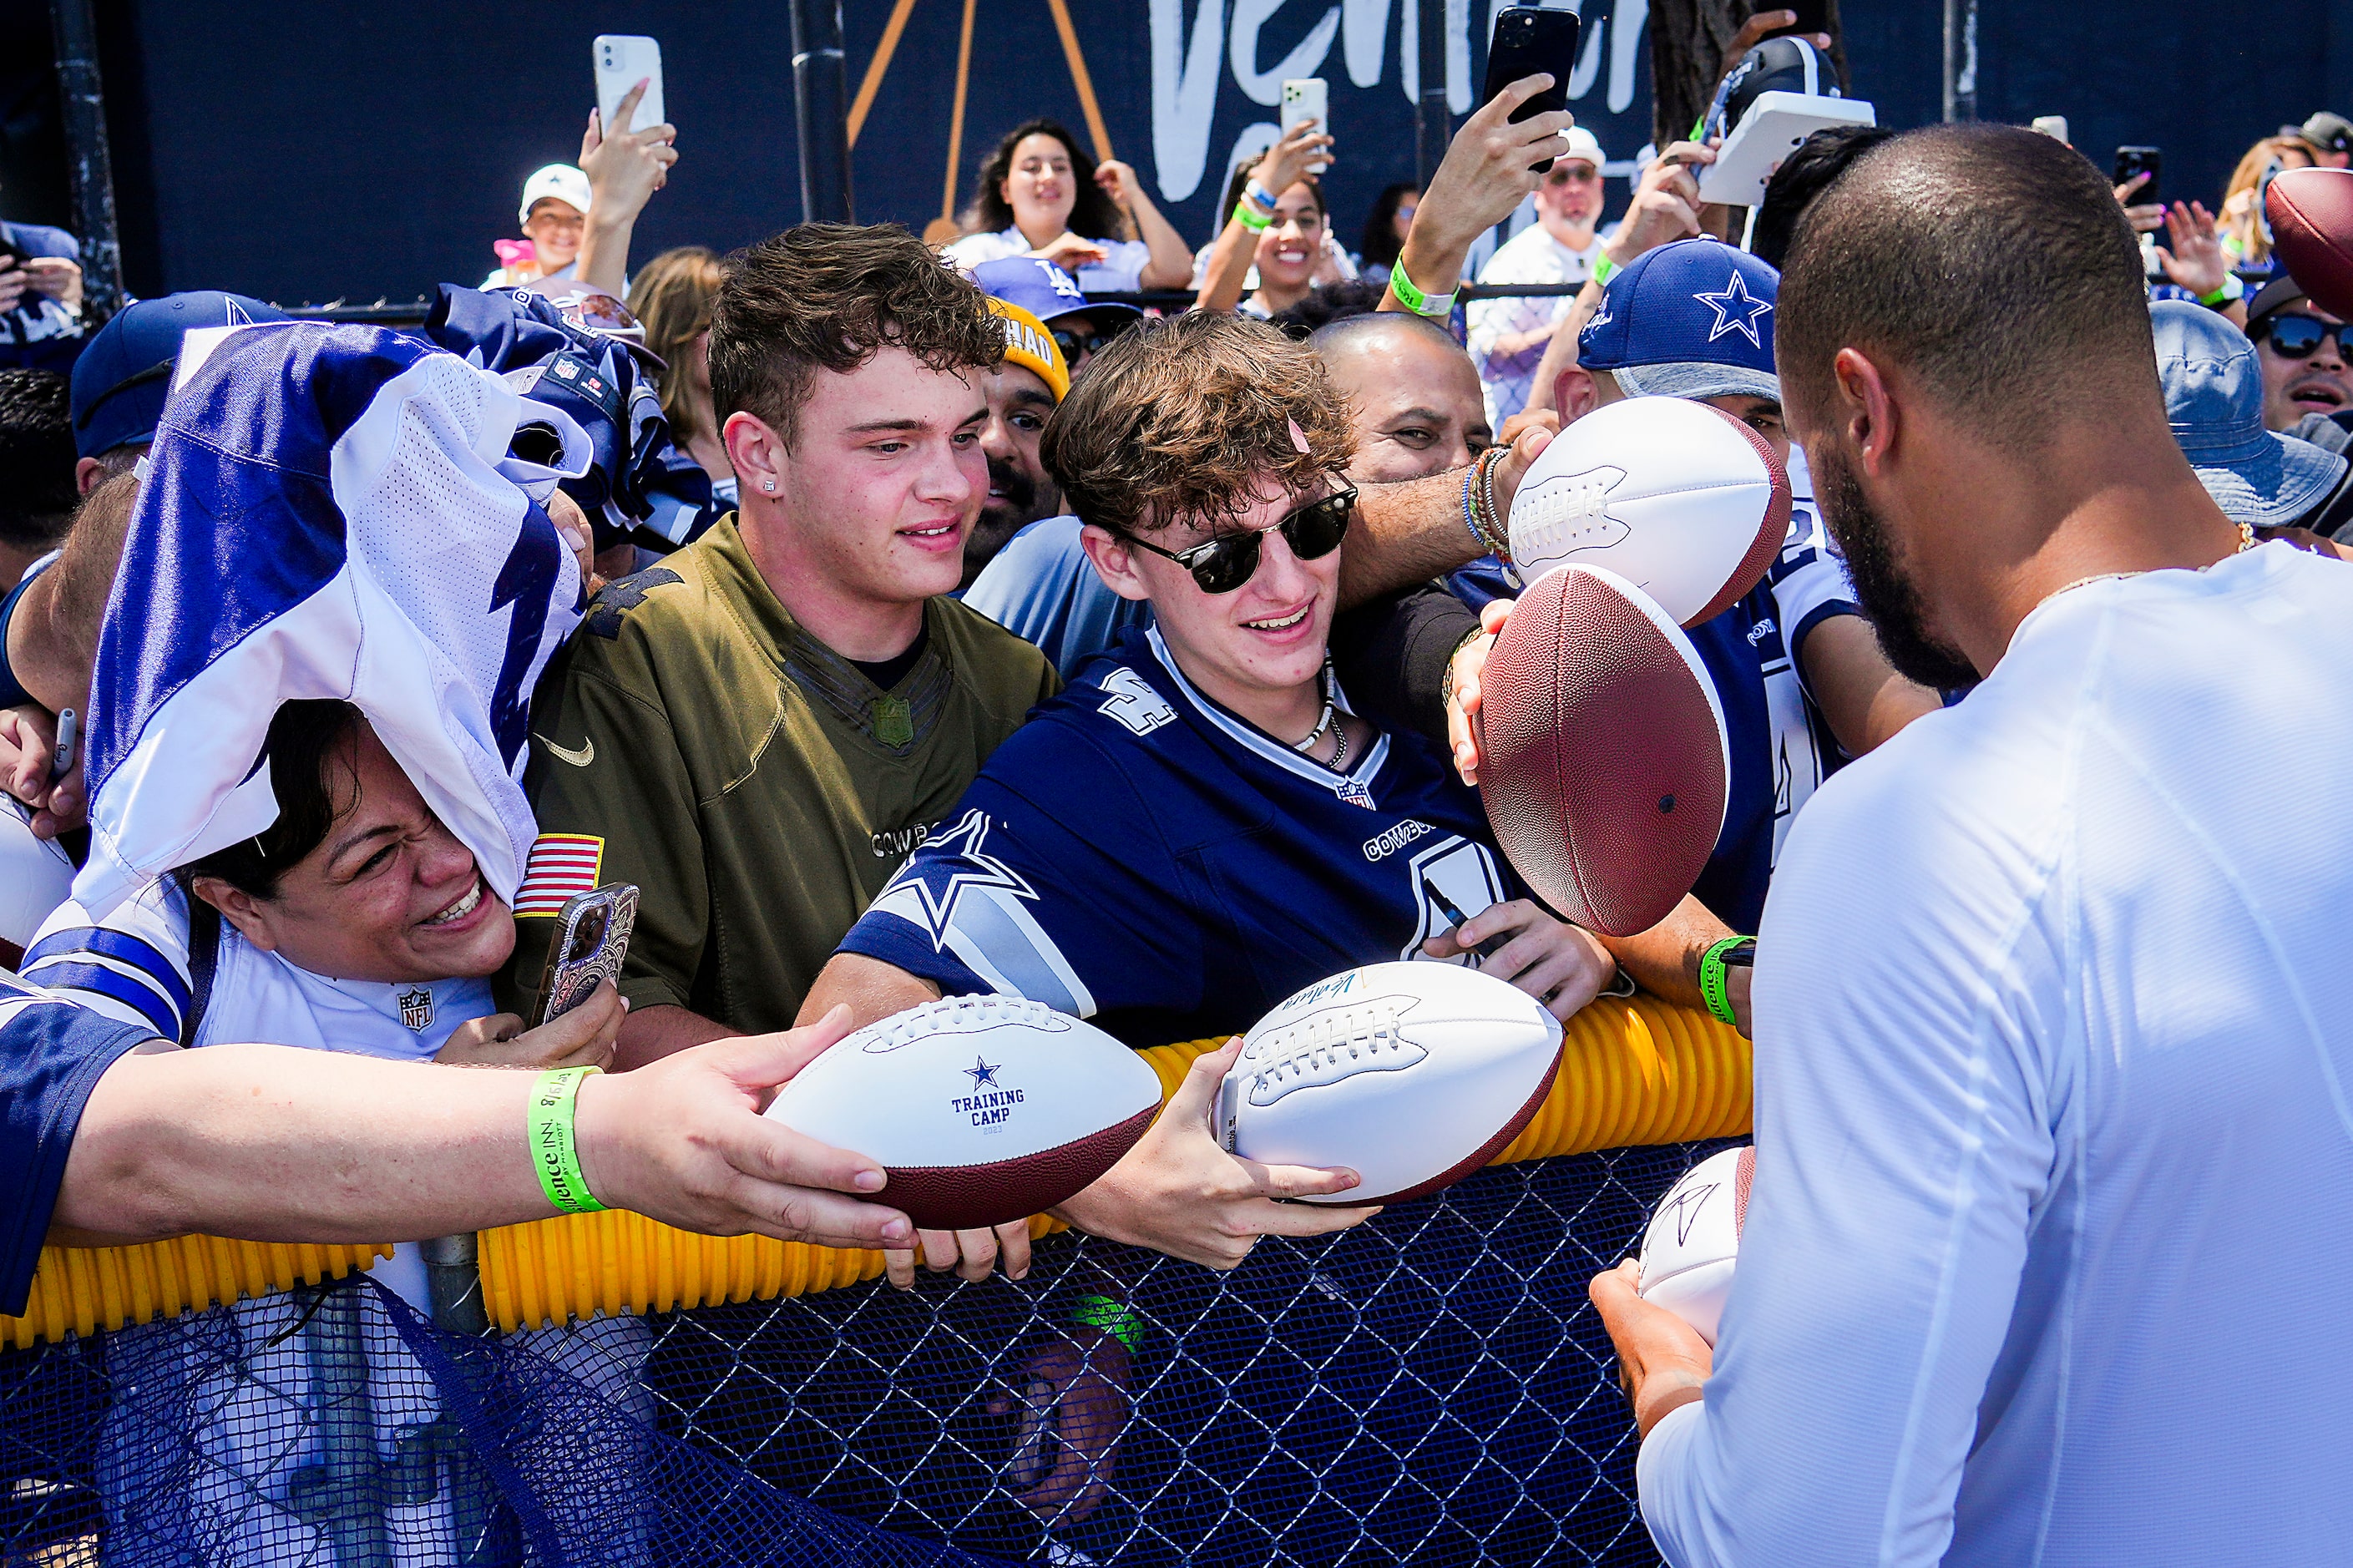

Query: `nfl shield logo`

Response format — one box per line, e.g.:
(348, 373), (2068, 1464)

(397, 988), (434, 1031)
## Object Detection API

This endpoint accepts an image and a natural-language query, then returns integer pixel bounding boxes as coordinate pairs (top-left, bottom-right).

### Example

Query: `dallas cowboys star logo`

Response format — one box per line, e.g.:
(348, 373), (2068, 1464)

(871, 808), (1040, 950)
(965, 1057), (1003, 1090)
(1693, 271), (1774, 348)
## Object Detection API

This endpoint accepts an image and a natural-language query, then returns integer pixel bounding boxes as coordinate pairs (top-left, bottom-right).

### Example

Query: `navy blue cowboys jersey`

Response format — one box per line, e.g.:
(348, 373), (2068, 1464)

(836, 628), (1524, 1044)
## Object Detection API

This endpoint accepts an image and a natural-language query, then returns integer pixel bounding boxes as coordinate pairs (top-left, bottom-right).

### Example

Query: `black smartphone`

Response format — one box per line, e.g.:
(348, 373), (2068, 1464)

(1758, 0), (1831, 38)
(526, 882), (640, 1029)
(1481, 4), (1584, 174)
(2113, 145), (2162, 207)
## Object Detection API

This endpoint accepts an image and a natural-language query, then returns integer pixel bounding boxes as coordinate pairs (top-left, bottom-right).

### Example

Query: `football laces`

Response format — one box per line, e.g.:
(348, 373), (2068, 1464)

(1240, 999), (1428, 1106)
(855, 992), (1069, 1052)
(1511, 466), (1628, 557)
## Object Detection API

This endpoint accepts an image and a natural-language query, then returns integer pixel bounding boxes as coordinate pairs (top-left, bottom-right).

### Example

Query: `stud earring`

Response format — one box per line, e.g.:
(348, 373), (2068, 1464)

(763, 479), (776, 493)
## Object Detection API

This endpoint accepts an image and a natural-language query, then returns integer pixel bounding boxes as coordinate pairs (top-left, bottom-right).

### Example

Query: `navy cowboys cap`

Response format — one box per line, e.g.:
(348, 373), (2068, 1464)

(70, 291), (291, 460)
(1577, 238), (1780, 404)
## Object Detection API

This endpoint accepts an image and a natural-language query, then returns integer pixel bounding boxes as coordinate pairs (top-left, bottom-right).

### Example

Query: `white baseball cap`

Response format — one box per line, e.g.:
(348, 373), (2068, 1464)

(518, 164), (593, 225)
(1556, 126), (1607, 168)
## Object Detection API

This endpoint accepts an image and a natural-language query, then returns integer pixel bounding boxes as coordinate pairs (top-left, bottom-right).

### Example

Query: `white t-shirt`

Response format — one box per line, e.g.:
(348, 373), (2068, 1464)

(1467, 222), (1607, 426)
(1640, 542), (2353, 1566)
(942, 226), (1152, 293)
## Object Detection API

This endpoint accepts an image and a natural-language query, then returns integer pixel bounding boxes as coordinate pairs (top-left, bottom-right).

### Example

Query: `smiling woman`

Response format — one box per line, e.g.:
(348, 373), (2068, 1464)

(23, 700), (619, 1077)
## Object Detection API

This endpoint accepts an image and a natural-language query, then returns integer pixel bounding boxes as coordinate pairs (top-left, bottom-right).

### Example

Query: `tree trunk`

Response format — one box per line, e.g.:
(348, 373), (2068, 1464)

(1650, 0), (1847, 155)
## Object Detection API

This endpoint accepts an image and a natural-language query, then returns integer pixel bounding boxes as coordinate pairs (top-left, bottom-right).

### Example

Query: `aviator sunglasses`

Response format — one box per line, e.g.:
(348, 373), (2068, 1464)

(2257, 313), (2353, 361)
(1052, 320), (1131, 363)
(1121, 485), (1358, 594)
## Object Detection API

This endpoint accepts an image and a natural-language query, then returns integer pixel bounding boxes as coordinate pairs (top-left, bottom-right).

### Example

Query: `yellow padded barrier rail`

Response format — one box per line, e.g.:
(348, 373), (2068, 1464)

(3, 995), (1749, 1343)
(0, 1237), (391, 1352)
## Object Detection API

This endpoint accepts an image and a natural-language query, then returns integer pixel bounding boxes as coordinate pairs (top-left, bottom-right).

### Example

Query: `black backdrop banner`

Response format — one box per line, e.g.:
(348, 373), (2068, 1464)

(39, 0), (2353, 305)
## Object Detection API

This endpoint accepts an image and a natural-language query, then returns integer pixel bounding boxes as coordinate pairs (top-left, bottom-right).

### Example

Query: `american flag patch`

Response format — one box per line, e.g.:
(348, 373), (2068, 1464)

(514, 833), (604, 916)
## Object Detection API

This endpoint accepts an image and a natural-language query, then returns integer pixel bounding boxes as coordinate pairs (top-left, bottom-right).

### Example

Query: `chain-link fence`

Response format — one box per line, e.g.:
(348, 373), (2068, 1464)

(0, 1141), (1728, 1567)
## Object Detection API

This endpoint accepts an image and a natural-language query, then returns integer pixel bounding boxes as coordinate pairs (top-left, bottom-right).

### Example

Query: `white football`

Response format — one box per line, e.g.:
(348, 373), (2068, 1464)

(1219, 962), (1565, 1206)
(1637, 1145), (1755, 1345)
(764, 994), (1163, 1232)
(1507, 396), (1792, 627)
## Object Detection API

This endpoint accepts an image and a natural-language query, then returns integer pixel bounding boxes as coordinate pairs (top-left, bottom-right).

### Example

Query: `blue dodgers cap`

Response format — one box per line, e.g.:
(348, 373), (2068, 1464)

(967, 256), (1143, 327)
(2152, 298), (2345, 527)
(70, 291), (290, 458)
(1577, 238), (1781, 403)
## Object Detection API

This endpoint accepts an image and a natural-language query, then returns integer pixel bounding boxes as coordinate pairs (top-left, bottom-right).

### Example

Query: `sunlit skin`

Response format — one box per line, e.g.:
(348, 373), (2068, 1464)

(522, 198), (584, 274)
(191, 723), (516, 984)
(1001, 133), (1080, 250)
(1249, 185), (1327, 316)
(1320, 323), (1493, 483)
(724, 347), (989, 660)
(2254, 306), (2353, 430)
(1084, 480), (1346, 747)
(1534, 158), (1604, 245)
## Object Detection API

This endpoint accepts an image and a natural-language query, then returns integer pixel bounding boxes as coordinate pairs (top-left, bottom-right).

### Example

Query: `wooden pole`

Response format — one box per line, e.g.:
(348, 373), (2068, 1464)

(848, 0), (923, 149)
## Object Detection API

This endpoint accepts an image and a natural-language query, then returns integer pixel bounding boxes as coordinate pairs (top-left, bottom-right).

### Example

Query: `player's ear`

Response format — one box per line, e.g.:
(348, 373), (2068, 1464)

(1079, 523), (1154, 603)
(1553, 364), (1599, 422)
(189, 875), (279, 953)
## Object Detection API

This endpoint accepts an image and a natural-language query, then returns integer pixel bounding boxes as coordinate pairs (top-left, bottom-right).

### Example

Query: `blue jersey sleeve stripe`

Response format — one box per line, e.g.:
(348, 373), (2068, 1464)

(23, 961), (181, 1039)
(20, 927), (191, 1015)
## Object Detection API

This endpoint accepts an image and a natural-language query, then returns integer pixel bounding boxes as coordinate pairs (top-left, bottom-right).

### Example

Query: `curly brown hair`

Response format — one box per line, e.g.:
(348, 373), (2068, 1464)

(963, 119), (1130, 242)
(709, 224), (1004, 448)
(1040, 311), (1353, 538)
(627, 246), (726, 442)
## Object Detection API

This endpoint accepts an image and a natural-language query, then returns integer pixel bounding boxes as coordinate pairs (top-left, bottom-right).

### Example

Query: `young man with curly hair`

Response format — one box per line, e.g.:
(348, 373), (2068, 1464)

(506, 225), (1060, 1058)
(803, 311), (1615, 1276)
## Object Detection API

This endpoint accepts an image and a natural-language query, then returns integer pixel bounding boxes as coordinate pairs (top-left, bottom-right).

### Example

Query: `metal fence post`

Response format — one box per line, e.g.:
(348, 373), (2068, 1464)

(789, 0), (856, 223)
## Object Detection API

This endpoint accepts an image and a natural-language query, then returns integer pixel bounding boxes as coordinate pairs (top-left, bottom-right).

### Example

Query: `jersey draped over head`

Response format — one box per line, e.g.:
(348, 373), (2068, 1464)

(837, 627), (1525, 1044)
(74, 321), (594, 922)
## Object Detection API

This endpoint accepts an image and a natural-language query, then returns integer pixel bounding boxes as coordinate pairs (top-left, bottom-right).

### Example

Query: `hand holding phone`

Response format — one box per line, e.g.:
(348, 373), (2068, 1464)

(1280, 78), (1332, 172)
(529, 883), (640, 1029)
(2113, 145), (2162, 210)
(1481, 5), (1583, 174)
(593, 35), (665, 137)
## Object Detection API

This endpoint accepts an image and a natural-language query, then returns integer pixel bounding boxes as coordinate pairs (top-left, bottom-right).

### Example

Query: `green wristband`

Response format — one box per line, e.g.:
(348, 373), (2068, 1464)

(1590, 250), (1619, 289)
(1697, 936), (1753, 1028)
(1232, 200), (1272, 233)
(1389, 256), (1457, 318)
(529, 1066), (607, 1215)
(1070, 1293), (1143, 1351)
(2200, 273), (2244, 308)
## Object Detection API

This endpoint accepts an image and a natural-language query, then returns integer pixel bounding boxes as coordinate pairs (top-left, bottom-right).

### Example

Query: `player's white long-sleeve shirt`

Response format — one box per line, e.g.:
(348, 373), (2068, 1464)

(1640, 542), (2353, 1565)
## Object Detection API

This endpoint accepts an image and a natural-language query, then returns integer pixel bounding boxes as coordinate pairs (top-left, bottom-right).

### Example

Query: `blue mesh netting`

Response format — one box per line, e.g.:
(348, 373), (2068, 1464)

(0, 1142), (1727, 1567)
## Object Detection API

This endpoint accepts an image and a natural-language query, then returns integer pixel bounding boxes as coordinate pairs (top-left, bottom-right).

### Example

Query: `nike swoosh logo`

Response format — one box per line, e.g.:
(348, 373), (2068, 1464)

(536, 735), (595, 768)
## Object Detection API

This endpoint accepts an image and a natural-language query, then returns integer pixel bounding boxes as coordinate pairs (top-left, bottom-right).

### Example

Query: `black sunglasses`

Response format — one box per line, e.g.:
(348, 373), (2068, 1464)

(2257, 314), (2353, 360)
(1121, 486), (1357, 594)
(1052, 320), (1131, 362)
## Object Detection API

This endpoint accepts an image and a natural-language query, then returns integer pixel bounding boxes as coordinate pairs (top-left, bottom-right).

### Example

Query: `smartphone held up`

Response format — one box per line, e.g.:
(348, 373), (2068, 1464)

(1481, 4), (1583, 174)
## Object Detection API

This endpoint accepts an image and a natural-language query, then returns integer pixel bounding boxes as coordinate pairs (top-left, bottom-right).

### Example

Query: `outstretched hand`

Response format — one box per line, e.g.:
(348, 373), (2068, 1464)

(1054, 1039), (1379, 1269)
(573, 1003), (915, 1251)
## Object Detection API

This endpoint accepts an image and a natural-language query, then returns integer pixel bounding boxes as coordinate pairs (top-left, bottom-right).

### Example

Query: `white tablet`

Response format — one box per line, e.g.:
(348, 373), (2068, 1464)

(1698, 91), (1879, 210)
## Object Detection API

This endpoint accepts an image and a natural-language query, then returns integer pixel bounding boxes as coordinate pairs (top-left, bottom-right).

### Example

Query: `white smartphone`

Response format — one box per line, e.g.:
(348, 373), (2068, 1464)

(1281, 77), (1328, 141)
(594, 34), (665, 137)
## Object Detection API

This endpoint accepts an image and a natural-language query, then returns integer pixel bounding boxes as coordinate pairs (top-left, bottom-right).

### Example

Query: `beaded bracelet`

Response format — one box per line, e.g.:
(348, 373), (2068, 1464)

(1475, 445), (1514, 564)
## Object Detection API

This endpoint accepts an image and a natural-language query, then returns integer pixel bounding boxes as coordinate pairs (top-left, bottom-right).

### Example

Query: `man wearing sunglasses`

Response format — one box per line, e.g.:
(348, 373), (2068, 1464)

(806, 311), (1614, 1279)
(2246, 275), (2353, 432)
(1468, 126), (1613, 426)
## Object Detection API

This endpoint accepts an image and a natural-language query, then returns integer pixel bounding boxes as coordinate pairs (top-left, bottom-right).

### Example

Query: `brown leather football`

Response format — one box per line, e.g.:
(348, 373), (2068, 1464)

(1478, 565), (1729, 938)
(2268, 168), (2353, 321)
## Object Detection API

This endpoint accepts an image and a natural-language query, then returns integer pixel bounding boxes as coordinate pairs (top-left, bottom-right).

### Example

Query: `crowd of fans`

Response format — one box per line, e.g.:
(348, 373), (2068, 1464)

(2, 23), (2352, 1563)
